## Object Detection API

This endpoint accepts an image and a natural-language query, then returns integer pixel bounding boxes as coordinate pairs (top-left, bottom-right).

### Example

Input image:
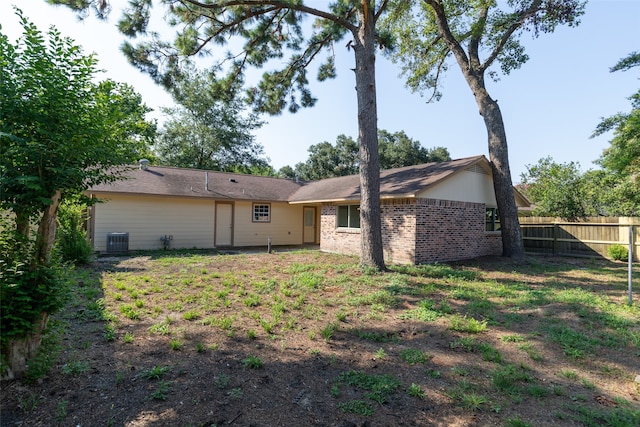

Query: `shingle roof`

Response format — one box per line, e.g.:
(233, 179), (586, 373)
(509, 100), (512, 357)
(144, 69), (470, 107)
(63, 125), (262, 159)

(89, 165), (303, 202)
(88, 155), (492, 203)
(288, 155), (488, 203)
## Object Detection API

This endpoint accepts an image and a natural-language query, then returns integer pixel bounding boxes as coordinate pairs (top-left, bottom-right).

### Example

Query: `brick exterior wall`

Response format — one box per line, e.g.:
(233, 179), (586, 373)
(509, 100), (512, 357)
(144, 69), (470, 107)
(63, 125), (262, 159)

(320, 198), (502, 264)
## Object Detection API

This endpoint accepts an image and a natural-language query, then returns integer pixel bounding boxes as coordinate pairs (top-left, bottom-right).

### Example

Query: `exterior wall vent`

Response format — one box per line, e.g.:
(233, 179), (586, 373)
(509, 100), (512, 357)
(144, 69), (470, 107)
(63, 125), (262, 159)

(107, 232), (129, 253)
(466, 164), (489, 175)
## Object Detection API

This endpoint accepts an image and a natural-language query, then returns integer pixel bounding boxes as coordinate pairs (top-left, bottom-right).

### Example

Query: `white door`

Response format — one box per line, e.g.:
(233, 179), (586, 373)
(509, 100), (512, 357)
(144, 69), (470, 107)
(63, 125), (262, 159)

(303, 207), (316, 243)
(215, 203), (233, 246)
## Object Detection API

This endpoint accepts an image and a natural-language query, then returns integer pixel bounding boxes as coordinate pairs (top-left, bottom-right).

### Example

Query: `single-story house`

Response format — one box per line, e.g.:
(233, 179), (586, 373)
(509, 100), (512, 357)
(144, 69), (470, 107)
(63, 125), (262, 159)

(86, 155), (529, 264)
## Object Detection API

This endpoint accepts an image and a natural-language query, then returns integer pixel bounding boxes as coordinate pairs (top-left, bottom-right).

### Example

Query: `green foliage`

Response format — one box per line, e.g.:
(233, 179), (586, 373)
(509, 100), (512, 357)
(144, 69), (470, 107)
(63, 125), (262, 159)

(384, 0), (585, 257)
(0, 10), (155, 222)
(544, 323), (598, 359)
(407, 383), (425, 399)
(572, 403), (640, 427)
(282, 131), (450, 180)
(590, 51), (640, 216)
(608, 245), (629, 261)
(22, 319), (64, 383)
(593, 51), (640, 177)
(378, 130), (450, 169)
(320, 322), (339, 342)
(491, 364), (534, 393)
(242, 355), (263, 369)
(335, 370), (401, 406)
(0, 226), (69, 352)
(337, 400), (374, 416)
(448, 315), (487, 333)
(582, 169), (640, 217)
(55, 199), (93, 264)
(519, 157), (587, 220)
(155, 67), (269, 173)
(140, 365), (171, 380)
(61, 360), (90, 375)
(399, 348), (431, 365)
(150, 381), (171, 400)
(519, 157), (639, 217)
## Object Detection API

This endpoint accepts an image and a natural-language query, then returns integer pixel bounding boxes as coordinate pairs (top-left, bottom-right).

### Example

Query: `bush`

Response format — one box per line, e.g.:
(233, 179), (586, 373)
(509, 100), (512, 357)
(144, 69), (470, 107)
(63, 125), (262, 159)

(607, 244), (628, 261)
(55, 200), (93, 264)
(0, 226), (70, 365)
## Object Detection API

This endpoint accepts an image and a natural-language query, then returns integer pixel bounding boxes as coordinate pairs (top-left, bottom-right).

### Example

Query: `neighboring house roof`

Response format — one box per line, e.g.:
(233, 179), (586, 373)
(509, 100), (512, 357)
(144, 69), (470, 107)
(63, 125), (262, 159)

(88, 165), (303, 202)
(88, 155), (529, 207)
(288, 155), (490, 203)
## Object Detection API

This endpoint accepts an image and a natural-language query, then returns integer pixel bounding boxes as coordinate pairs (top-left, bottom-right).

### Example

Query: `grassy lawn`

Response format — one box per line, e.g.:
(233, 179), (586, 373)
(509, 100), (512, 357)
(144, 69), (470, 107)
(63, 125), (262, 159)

(3, 249), (639, 426)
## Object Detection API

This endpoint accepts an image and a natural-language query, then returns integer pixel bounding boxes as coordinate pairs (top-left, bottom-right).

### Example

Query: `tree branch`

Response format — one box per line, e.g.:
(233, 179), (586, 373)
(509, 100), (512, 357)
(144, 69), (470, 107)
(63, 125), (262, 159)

(467, 3), (488, 72)
(423, 0), (470, 75)
(479, 0), (543, 73)
(181, 0), (358, 33)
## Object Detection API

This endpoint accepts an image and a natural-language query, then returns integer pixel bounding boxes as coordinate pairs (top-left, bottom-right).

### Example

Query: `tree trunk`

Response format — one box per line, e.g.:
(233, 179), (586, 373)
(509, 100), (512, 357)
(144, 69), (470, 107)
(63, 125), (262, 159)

(3, 191), (62, 379)
(34, 190), (62, 266)
(424, 0), (525, 258)
(353, 3), (386, 271)
(474, 91), (525, 257)
(2, 312), (49, 380)
(15, 210), (31, 238)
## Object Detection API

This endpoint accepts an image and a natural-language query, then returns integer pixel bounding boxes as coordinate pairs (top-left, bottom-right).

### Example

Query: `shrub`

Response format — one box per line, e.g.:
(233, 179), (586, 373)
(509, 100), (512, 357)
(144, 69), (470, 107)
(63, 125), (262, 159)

(55, 200), (93, 265)
(607, 244), (628, 261)
(1, 226), (70, 377)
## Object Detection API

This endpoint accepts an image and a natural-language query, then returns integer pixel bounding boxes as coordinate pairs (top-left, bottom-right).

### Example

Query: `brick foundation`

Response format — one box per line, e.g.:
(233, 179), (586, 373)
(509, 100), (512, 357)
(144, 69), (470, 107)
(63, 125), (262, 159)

(320, 198), (502, 264)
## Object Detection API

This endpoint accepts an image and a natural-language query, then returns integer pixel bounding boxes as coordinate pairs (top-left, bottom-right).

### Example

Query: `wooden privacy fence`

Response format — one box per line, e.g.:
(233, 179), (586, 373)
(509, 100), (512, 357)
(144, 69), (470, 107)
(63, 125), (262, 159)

(519, 217), (639, 262)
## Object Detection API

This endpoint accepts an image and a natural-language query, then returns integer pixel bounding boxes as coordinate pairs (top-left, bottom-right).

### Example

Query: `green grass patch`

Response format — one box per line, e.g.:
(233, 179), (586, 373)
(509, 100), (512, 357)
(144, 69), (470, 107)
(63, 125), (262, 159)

(334, 370), (401, 406)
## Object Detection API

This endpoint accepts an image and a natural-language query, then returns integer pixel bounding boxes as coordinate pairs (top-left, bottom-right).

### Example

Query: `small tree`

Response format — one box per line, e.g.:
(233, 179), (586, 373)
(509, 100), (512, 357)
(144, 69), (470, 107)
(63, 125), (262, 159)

(0, 10), (155, 378)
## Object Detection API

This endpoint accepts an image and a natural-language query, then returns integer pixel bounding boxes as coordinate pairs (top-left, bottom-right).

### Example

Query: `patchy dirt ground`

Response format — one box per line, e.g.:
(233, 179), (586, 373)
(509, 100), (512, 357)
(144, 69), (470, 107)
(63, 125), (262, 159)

(1, 250), (639, 427)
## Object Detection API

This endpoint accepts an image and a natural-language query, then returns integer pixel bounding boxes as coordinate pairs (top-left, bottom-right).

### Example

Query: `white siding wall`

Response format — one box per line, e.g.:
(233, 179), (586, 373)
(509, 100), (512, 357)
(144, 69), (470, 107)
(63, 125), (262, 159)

(93, 194), (215, 252)
(418, 170), (497, 205)
(233, 201), (304, 246)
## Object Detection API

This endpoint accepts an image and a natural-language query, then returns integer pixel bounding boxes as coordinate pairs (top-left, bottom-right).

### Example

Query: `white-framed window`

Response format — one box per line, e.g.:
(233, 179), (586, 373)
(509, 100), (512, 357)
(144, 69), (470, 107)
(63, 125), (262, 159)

(337, 205), (360, 228)
(486, 207), (501, 232)
(253, 203), (271, 222)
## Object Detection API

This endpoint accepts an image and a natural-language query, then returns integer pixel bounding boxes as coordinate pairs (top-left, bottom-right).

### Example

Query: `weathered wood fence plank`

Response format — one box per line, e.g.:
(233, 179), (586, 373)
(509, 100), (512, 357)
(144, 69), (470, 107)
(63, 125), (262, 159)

(519, 217), (639, 261)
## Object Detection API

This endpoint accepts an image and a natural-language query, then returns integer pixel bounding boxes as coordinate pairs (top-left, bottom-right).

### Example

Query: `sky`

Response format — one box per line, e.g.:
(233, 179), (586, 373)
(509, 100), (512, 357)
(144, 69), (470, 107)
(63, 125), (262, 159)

(1, 0), (638, 183)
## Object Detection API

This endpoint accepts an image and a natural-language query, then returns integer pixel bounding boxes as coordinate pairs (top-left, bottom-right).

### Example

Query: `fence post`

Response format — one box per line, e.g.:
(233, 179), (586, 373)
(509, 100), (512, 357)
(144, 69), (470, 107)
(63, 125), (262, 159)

(552, 223), (558, 255)
(630, 225), (634, 305)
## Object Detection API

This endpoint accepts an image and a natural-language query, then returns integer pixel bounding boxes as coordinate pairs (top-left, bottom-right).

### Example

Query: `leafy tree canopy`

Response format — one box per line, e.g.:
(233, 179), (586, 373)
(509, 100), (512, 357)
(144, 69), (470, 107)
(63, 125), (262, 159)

(0, 8), (156, 224)
(519, 157), (640, 219)
(582, 169), (640, 217)
(280, 130), (450, 180)
(155, 67), (269, 173)
(519, 157), (587, 221)
(592, 51), (640, 179)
